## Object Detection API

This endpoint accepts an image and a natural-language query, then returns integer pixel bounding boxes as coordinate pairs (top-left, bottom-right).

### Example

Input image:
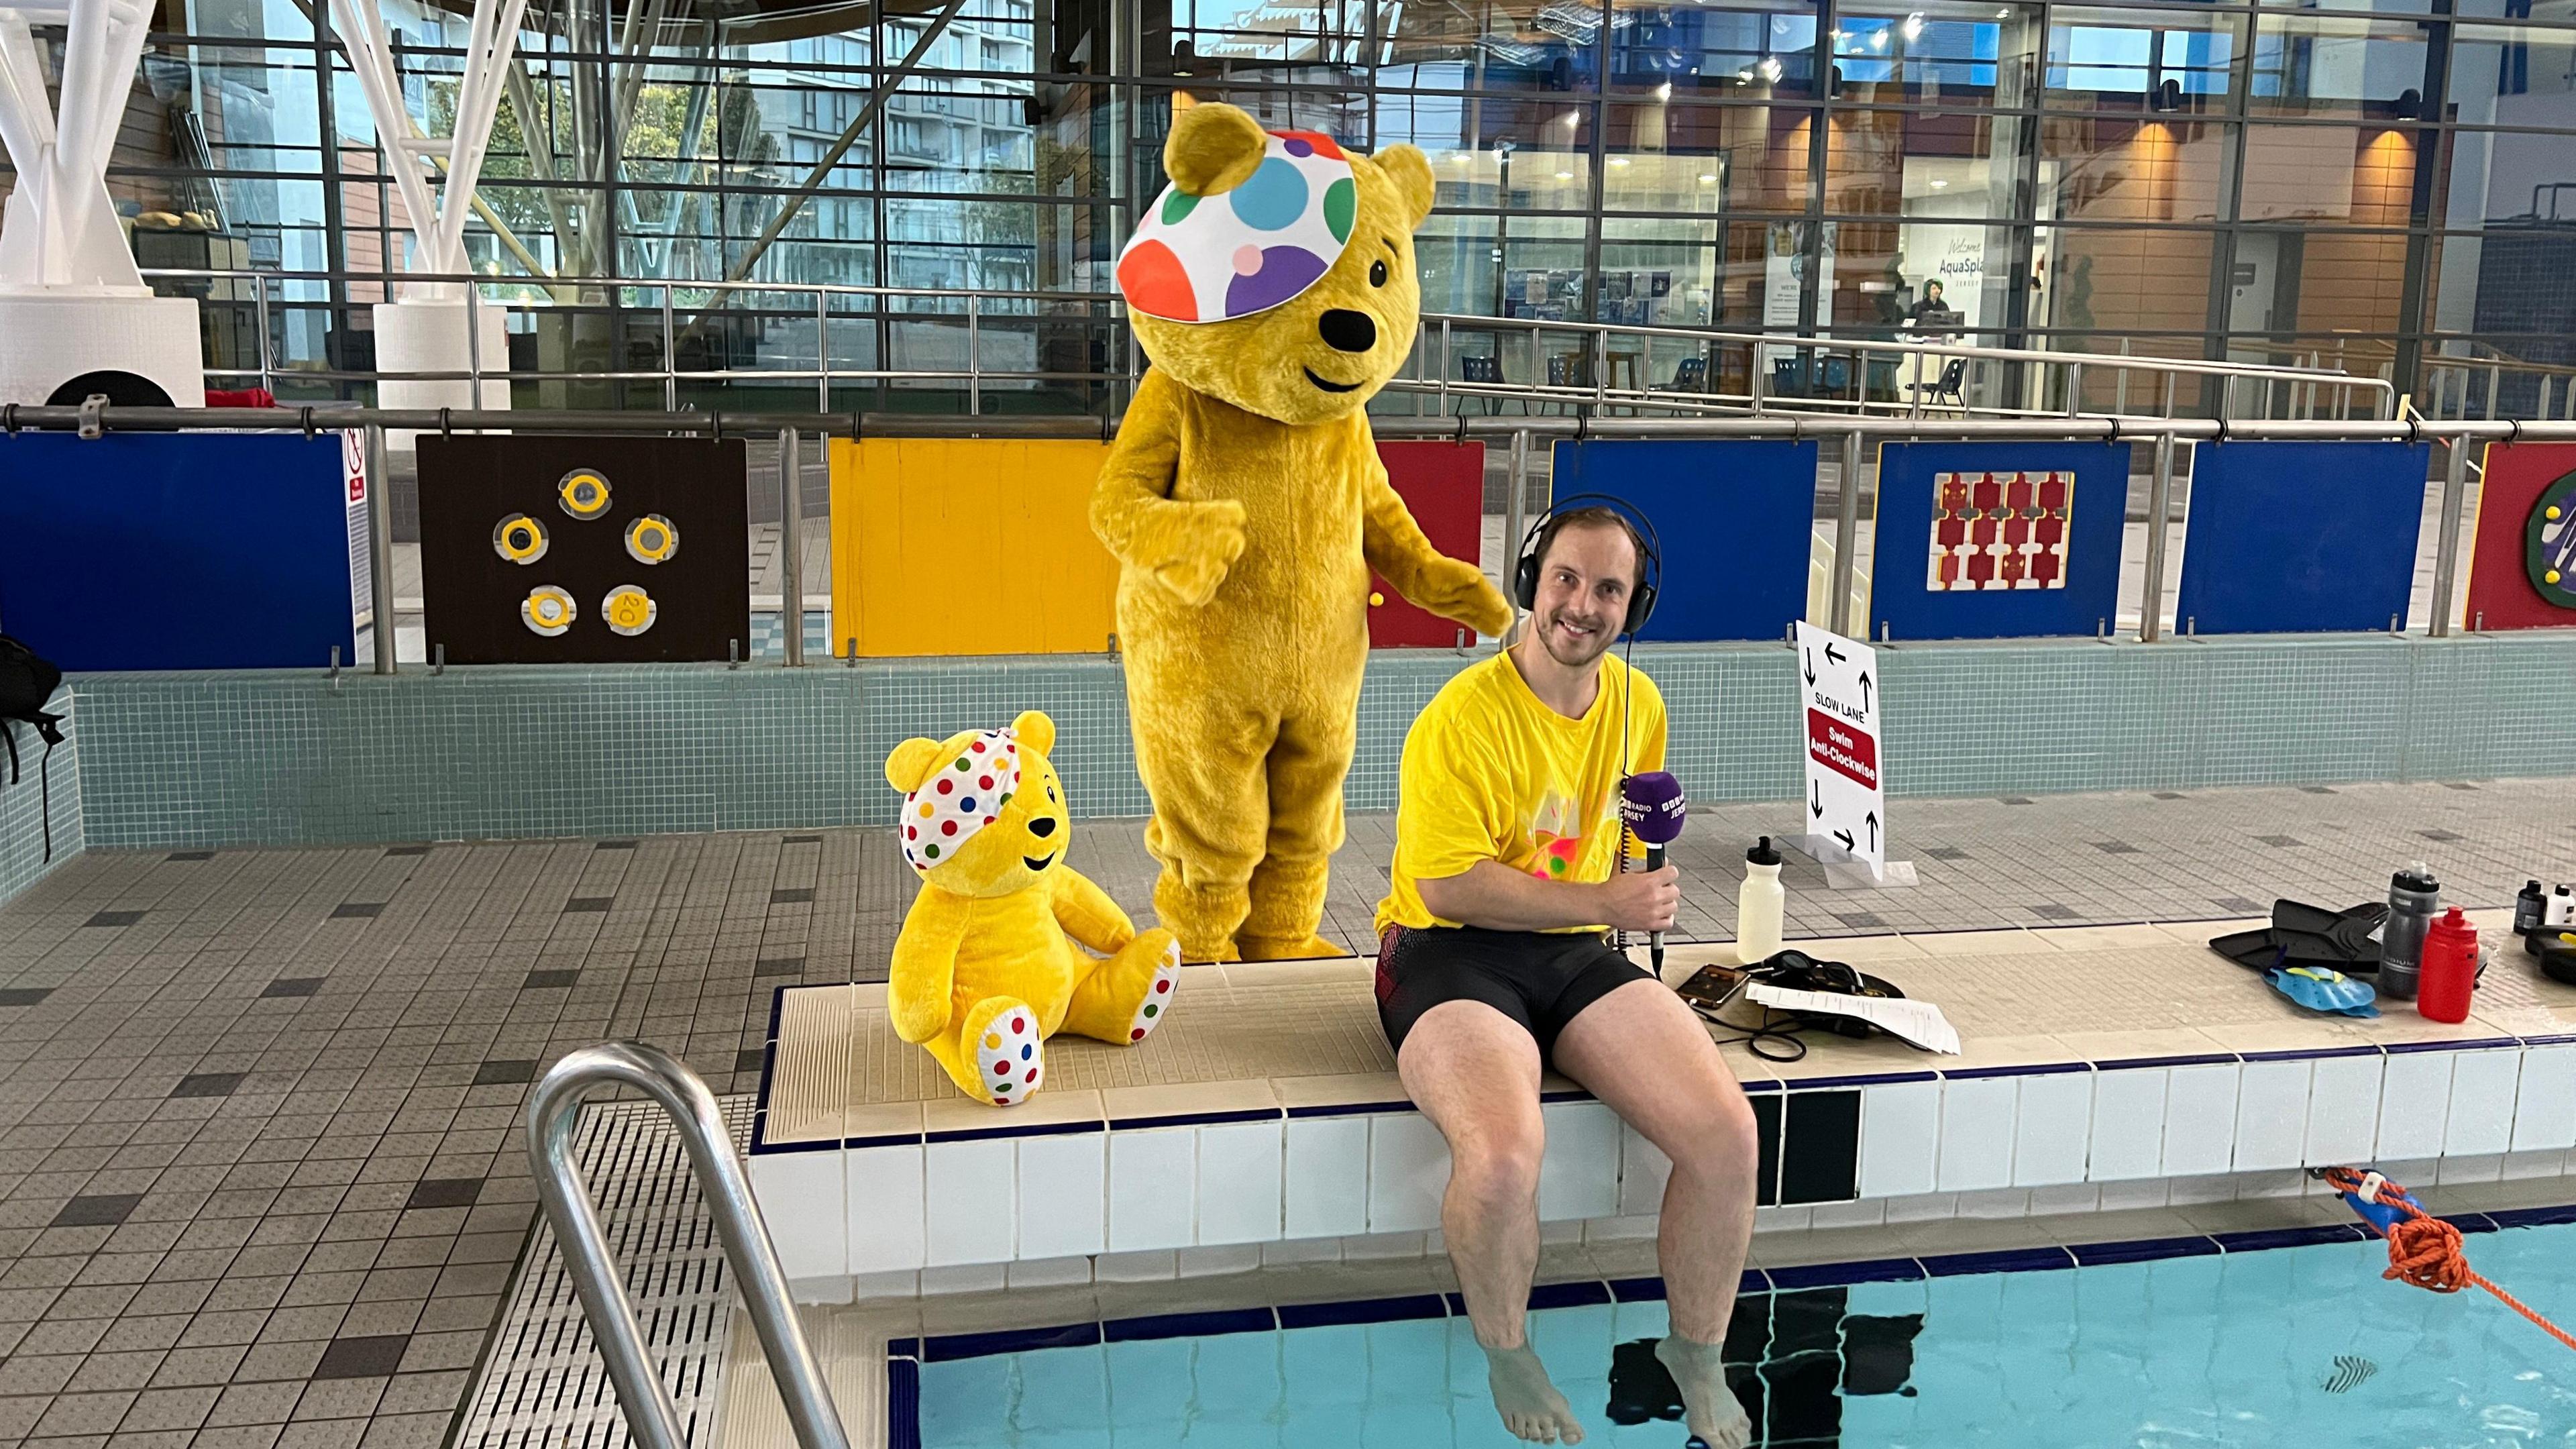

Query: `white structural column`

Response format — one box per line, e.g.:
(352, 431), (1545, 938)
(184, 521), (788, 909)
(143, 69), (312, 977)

(331, 0), (525, 416)
(0, 0), (207, 404)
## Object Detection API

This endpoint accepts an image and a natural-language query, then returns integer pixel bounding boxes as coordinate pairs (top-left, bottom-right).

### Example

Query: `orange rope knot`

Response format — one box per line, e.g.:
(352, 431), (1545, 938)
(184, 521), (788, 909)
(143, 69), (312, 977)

(2323, 1165), (2576, 1354)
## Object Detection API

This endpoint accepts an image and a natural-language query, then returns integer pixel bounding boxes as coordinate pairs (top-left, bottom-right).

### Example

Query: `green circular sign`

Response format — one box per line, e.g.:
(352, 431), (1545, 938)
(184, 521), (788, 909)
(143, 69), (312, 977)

(2528, 469), (2576, 610)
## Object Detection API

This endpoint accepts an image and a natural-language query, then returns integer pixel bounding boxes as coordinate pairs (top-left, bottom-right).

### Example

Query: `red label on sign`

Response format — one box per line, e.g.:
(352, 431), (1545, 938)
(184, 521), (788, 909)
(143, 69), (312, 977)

(1807, 709), (1878, 789)
(347, 474), (365, 504)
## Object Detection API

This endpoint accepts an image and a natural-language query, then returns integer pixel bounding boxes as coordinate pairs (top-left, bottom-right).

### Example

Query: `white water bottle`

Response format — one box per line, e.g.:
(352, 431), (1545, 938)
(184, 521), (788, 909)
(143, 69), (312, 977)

(1737, 837), (1785, 965)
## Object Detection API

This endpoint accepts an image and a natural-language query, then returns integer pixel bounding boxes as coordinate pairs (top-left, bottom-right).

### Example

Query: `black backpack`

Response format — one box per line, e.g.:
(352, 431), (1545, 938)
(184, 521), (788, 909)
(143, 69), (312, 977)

(0, 635), (66, 861)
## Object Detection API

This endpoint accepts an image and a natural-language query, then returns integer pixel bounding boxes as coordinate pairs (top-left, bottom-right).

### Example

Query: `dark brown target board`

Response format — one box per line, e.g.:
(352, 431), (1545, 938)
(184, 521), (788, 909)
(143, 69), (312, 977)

(418, 435), (750, 663)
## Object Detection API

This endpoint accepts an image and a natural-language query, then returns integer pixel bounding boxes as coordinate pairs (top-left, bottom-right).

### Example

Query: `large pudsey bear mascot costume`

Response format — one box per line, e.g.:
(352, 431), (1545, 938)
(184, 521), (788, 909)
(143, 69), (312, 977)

(1092, 102), (1513, 965)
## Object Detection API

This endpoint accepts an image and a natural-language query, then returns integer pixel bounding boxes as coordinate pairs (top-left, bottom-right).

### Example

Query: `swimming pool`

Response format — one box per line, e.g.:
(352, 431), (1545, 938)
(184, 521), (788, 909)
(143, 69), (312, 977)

(898, 1209), (2576, 1448)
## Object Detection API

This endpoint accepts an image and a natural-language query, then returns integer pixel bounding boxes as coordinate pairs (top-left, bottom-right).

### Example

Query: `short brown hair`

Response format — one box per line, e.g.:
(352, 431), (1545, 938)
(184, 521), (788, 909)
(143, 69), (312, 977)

(1530, 506), (1648, 592)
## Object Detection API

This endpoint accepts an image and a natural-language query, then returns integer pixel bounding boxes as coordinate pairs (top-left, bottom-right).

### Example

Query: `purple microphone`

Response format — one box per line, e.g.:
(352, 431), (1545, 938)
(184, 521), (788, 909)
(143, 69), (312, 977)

(1617, 771), (1687, 968)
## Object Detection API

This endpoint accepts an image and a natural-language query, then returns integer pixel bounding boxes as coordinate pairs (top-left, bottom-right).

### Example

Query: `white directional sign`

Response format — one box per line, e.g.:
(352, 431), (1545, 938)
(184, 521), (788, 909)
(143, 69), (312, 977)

(1796, 621), (1886, 873)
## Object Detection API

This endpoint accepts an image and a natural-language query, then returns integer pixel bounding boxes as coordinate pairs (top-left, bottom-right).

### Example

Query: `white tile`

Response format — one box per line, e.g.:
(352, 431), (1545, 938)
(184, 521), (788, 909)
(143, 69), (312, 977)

(1538, 1101), (1622, 1222)
(853, 1270), (919, 1300)
(1540, 1219), (1584, 1244)
(1016, 1133), (1107, 1261)
(786, 1275), (854, 1306)
(1753, 1205), (1814, 1233)
(1953, 1187), (2031, 1220)
(1261, 1236), (1344, 1266)
(2375, 1053), (2456, 1163)
(920, 1263), (1009, 1295)
(1285, 1118), (1371, 1239)
(1585, 1215), (1661, 1241)
(1178, 1244), (1266, 1277)
(1937, 1077), (2017, 1192)
(2010, 1072), (2092, 1187)
(2511, 1044), (2576, 1151)
(1196, 1121), (1285, 1246)
(2303, 1055), (2385, 1166)
(2499, 1148), (2569, 1180)
(2165, 1174), (2239, 1206)
(1807, 1198), (1890, 1230)
(2433, 1152), (2503, 1185)
(1344, 1230), (1430, 1260)
(749, 1150), (847, 1282)
(1367, 1112), (1452, 1233)
(2160, 1063), (2241, 1177)
(924, 1138), (1016, 1267)
(1858, 1081), (1940, 1198)
(846, 1144), (925, 1274)
(2444, 1049), (2523, 1157)
(2086, 1069), (2168, 1182)
(1006, 1256), (1095, 1289)
(1617, 1125), (1672, 1218)
(2095, 1177), (2171, 1212)
(1108, 1128), (1197, 1251)
(1093, 1249), (1177, 1282)
(2235, 1169), (2311, 1199)
(2027, 1183), (2102, 1216)
(2231, 1060), (2314, 1172)
(1880, 1191), (1957, 1224)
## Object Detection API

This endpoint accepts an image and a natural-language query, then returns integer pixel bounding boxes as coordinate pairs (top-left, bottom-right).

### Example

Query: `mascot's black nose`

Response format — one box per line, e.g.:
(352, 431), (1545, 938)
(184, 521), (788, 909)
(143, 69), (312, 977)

(1320, 309), (1377, 354)
(1029, 816), (1058, 838)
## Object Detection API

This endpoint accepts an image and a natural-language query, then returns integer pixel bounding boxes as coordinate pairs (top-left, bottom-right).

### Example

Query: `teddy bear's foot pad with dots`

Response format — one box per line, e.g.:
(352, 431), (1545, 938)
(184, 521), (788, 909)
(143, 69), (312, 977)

(1126, 940), (1182, 1044)
(968, 1000), (1044, 1106)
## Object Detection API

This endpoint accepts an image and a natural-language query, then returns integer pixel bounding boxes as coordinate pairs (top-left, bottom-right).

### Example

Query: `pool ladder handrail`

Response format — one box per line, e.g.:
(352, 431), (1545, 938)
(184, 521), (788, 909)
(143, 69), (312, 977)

(527, 1042), (852, 1449)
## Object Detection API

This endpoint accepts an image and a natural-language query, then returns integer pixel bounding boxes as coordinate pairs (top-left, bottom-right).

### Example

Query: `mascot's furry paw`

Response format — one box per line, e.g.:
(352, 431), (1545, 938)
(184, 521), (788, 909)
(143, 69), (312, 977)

(1137, 498), (1250, 606)
(1413, 557), (1515, 638)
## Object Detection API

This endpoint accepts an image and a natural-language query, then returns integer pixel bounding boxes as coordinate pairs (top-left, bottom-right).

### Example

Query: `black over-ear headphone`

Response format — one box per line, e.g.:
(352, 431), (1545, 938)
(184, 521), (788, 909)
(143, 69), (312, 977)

(1512, 492), (1662, 636)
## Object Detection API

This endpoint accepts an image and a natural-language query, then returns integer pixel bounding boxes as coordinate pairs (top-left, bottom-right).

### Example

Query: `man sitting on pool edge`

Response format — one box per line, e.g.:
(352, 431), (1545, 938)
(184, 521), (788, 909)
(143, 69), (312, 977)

(1374, 500), (1760, 1448)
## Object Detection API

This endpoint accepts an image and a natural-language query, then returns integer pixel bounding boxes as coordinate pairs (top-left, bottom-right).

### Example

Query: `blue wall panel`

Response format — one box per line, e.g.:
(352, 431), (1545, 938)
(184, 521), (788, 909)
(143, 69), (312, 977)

(1549, 439), (1817, 642)
(0, 433), (355, 671)
(1870, 441), (2130, 641)
(2175, 440), (2430, 635)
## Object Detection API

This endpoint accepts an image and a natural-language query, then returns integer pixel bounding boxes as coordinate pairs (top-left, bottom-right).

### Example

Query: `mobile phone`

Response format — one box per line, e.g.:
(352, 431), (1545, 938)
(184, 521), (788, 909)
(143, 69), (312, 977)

(1674, 964), (1752, 1019)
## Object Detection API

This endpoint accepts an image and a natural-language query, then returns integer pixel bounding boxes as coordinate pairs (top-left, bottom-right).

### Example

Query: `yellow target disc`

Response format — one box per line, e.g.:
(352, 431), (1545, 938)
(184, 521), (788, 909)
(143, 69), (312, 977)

(557, 469), (612, 520)
(492, 513), (548, 564)
(521, 585), (576, 637)
(625, 514), (678, 565)
(602, 584), (657, 637)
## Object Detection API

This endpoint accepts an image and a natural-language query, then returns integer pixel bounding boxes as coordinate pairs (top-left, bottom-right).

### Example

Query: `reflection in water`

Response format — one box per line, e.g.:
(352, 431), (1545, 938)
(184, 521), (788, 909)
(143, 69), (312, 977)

(1606, 1289), (1923, 1444)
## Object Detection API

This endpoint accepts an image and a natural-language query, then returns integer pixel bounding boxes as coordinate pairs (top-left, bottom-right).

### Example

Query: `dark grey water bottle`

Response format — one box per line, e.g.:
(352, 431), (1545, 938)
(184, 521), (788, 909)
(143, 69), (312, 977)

(2380, 863), (2440, 1001)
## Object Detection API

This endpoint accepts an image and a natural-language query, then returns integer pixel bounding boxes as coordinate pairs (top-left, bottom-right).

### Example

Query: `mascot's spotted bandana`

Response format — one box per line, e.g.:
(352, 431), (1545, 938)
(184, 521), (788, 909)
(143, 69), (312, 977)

(898, 730), (1024, 871)
(1119, 130), (1354, 323)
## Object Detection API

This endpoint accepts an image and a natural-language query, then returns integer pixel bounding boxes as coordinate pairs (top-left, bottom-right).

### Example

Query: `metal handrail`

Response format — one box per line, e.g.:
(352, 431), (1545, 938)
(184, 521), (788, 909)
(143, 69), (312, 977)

(138, 264), (2393, 424)
(527, 1042), (849, 1449)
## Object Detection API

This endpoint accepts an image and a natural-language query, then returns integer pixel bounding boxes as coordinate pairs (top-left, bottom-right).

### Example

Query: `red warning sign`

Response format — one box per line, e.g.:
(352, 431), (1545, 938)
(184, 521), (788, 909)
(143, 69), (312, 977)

(1807, 708), (1878, 790)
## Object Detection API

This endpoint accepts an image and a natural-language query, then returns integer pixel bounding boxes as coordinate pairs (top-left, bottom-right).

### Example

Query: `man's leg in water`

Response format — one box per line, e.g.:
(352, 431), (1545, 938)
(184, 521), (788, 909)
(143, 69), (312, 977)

(1552, 979), (1762, 1449)
(1397, 1000), (1585, 1446)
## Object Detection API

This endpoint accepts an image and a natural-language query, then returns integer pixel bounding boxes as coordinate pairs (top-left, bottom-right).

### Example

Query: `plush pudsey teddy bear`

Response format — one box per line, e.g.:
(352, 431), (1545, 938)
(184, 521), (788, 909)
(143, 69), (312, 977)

(1092, 102), (1514, 965)
(883, 710), (1182, 1106)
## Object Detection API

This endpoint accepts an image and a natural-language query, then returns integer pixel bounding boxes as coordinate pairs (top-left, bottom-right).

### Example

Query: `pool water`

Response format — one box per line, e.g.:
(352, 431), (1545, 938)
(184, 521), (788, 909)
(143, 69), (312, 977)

(910, 1219), (2576, 1448)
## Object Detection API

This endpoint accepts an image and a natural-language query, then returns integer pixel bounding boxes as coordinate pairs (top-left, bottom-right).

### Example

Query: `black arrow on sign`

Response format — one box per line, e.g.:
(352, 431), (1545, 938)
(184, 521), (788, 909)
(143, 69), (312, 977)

(1824, 642), (1848, 667)
(1858, 669), (1874, 714)
(1811, 781), (1823, 818)
(1866, 810), (1880, 852)
(1833, 828), (1855, 851)
(1803, 649), (1816, 686)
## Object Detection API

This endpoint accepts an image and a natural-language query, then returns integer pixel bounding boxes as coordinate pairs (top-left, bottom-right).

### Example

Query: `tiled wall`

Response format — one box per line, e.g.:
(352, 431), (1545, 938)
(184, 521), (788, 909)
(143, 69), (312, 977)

(0, 688), (80, 906)
(747, 1027), (2576, 1297)
(61, 629), (2576, 851)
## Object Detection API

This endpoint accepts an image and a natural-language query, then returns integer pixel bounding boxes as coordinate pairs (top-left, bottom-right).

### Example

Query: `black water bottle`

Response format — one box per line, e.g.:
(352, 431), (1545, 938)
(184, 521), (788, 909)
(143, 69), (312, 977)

(2518, 879), (2549, 945)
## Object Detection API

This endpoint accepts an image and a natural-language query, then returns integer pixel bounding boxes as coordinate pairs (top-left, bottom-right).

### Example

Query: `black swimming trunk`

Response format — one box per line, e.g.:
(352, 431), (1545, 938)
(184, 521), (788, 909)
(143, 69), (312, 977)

(1375, 924), (1654, 1061)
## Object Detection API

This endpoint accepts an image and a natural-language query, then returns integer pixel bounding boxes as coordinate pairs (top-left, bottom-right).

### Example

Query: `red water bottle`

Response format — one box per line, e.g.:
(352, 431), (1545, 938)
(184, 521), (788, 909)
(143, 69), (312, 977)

(2418, 908), (2477, 1024)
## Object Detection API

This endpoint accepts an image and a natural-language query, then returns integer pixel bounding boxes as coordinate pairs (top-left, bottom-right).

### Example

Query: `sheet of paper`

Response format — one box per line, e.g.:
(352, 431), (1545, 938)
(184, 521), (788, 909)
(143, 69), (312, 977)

(1745, 981), (1962, 1055)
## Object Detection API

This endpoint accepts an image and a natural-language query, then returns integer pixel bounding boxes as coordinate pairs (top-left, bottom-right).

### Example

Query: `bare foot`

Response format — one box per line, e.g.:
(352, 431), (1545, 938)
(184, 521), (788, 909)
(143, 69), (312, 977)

(1482, 1342), (1586, 1444)
(1656, 1334), (1752, 1449)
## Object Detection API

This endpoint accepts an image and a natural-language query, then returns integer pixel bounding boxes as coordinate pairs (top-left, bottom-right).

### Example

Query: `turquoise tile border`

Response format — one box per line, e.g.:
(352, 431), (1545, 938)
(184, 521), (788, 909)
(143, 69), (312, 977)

(0, 688), (83, 905)
(56, 631), (2576, 851)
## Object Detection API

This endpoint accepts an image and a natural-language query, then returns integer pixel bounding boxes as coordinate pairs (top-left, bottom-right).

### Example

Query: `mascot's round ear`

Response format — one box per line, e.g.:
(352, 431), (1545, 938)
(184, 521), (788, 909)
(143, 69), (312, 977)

(1375, 144), (1436, 230)
(885, 737), (945, 792)
(1010, 710), (1057, 755)
(1165, 102), (1267, 197)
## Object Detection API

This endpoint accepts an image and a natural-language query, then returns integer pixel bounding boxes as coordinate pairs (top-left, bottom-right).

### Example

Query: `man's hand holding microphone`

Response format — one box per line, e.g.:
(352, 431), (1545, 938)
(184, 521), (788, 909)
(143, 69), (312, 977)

(1613, 771), (1687, 966)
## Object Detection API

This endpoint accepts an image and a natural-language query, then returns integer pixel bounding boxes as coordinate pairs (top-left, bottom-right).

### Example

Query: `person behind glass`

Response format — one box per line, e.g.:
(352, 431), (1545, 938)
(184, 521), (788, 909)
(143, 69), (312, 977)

(1373, 502), (1759, 1448)
(1904, 278), (1959, 339)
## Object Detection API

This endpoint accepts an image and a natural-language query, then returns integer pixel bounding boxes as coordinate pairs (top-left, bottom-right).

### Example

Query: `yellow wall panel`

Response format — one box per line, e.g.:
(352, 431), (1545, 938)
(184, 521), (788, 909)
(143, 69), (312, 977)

(828, 437), (1121, 657)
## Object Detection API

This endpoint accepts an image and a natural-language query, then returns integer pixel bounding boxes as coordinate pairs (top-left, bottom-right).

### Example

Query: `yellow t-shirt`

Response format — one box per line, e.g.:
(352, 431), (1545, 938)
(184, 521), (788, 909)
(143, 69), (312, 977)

(1376, 649), (1668, 936)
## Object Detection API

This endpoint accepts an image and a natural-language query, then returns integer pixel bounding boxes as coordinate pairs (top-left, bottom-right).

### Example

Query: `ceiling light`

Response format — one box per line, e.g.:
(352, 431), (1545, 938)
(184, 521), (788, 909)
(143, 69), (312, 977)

(1759, 56), (1784, 80)
(1735, 67), (1753, 80)
(1870, 29), (1887, 48)
(1555, 169), (1574, 179)
(1609, 156), (1630, 167)
(1930, 178), (1947, 187)
(1699, 172), (1718, 182)
(1902, 10), (1924, 39)
(1654, 80), (1672, 99)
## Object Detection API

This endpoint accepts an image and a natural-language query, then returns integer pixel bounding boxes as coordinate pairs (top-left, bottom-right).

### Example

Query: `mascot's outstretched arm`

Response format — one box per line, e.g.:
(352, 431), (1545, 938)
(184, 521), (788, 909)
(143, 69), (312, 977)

(1047, 867), (1136, 955)
(1091, 368), (1248, 606)
(1361, 449), (1513, 637)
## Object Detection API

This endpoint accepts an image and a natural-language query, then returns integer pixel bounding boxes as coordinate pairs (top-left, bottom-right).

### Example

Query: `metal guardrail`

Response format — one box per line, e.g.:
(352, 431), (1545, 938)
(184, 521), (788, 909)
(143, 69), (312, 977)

(138, 266), (2394, 425)
(527, 1042), (849, 1449)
